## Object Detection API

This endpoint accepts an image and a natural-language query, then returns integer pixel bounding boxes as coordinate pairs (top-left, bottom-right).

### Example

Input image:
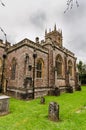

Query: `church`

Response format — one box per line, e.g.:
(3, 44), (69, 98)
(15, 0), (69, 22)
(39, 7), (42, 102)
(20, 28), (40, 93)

(0, 25), (78, 99)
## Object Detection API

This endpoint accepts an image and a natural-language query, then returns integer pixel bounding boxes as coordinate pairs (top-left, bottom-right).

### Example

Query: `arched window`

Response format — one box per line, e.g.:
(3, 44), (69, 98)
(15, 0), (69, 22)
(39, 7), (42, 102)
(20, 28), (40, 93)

(55, 54), (63, 76)
(11, 58), (17, 80)
(0, 58), (2, 80)
(36, 59), (44, 78)
(68, 60), (72, 76)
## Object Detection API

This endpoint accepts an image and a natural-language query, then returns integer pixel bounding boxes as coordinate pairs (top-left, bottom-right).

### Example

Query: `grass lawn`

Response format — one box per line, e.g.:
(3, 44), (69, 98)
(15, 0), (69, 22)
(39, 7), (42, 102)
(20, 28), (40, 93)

(0, 86), (86, 130)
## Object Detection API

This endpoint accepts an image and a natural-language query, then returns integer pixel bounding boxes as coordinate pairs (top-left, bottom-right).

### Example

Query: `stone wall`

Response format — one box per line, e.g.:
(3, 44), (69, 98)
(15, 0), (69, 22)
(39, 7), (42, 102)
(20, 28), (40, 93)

(43, 38), (76, 89)
(6, 39), (49, 99)
(0, 27), (77, 99)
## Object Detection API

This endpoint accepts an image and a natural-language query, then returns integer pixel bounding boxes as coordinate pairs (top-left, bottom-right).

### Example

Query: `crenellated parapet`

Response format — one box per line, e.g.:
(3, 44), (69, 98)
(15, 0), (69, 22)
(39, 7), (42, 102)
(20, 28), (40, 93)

(7, 38), (48, 54)
(45, 25), (63, 47)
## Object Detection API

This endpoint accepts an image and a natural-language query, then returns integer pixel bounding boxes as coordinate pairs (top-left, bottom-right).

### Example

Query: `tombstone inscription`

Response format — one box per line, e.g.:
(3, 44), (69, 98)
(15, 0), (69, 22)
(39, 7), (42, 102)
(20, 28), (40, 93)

(48, 102), (59, 121)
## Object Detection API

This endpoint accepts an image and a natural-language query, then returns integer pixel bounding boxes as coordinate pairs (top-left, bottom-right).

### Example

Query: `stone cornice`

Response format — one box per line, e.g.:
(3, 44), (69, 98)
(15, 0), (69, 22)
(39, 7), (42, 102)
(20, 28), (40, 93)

(43, 42), (76, 59)
(7, 38), (48, 54)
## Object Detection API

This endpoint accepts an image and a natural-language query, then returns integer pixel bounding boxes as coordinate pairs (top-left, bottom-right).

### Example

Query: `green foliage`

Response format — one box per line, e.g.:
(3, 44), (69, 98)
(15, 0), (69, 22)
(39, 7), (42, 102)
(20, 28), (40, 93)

(77, 61), (86, 84)
(0, 86), (86, 130)
(77, 60), (83, 74)
(79, 74), (86, 84)
(77, 61), (86, 74)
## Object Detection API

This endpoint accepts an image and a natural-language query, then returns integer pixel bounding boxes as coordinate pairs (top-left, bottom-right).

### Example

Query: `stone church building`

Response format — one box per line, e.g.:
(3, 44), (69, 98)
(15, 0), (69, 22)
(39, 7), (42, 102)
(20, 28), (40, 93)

(0, 25), (78, 99)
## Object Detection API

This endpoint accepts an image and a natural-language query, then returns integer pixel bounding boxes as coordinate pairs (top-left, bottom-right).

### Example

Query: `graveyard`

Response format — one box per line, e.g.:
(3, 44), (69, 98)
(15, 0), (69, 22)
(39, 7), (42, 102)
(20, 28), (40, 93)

(0, 0), (86, 130)
(0, 86), (86, 130)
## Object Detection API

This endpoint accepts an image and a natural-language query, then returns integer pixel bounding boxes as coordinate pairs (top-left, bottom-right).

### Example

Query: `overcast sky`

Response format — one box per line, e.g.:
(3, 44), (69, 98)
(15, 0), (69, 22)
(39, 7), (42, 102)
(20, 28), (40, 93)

(0, 0), (86, 63)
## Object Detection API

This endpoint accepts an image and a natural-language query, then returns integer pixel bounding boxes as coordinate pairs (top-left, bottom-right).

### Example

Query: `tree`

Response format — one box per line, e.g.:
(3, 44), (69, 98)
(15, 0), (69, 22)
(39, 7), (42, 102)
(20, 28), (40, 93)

(64, 0), (79, 13)
(77, 61), (83, 74)
(77, 61), (86, 85)
(0, 0), (5, 6)
(77, 61), (86, 74)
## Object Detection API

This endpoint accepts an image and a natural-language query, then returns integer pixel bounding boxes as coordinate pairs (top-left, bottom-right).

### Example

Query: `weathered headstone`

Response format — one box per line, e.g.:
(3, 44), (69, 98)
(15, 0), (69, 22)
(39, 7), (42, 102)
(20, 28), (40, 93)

(40, 96), (45, 104)
(76, 85), (81, 91)
(48, 88), (60, 96)
(66, 86), (73, 93)
(48, 102), (59, 121)
(54, 88), (60, 96)
(0, 95), (10, 116)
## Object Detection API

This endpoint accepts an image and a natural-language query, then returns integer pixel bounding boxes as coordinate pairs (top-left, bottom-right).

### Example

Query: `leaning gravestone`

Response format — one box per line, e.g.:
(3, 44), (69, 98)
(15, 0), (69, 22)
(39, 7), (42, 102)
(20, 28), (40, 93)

(48, 102), (59, 121)
(0, 95), (10, 116)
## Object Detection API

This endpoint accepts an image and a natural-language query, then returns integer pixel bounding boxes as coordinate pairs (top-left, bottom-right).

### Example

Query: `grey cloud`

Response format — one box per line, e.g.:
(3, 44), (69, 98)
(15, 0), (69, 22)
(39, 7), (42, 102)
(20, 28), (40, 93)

(64, 33), (86, 62)
(7, 34), (17, 44)
(29, 10), (47, 30)
(0, 0), (86, 62)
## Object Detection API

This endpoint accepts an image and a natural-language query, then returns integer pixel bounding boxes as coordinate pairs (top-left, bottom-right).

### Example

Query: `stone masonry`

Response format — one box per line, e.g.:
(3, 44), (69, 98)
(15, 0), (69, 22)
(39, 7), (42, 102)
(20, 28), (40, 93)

(0, 25), (78, 99)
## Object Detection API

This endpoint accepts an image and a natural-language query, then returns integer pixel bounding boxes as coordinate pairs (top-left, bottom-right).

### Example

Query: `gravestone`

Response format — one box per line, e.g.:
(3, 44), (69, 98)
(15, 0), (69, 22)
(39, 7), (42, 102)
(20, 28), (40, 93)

(76, 85), (81, 91)
(40, 96), (45, 104)
(0, 95), (10, 116)
(54, 88), (60, 96)
(48, 102), (59, 121)
(66, 86), (73, 93)
(48, 88), (60, 96)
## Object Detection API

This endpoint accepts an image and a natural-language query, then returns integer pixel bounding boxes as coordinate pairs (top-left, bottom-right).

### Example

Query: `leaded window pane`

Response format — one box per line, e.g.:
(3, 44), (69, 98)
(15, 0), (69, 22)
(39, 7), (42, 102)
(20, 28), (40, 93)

(68, 60), (72, 76)
(37, 60), (42, 78)
(55, 55), (62, 76)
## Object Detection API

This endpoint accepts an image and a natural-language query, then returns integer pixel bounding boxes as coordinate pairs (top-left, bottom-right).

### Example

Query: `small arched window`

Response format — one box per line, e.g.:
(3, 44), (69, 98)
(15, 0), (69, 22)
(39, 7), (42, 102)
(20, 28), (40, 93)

(36, 59), (44, 78)
(55, 54), (63, 76)
(11, 58), (17, 80)
(0, 58), (2, 79)
(68, 60), (72, 76)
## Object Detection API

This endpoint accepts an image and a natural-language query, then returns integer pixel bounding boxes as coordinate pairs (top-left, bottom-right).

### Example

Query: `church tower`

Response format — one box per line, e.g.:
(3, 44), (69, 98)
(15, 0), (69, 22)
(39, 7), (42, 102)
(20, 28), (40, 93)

(45, 24), (63, 47)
